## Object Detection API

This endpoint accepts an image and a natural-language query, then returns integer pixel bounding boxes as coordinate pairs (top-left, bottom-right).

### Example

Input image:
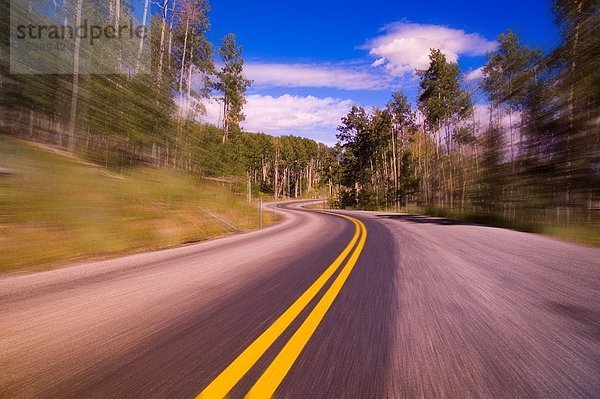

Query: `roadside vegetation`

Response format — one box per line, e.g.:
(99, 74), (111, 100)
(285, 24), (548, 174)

(332, 1), (599, 245)
(0, 138), (279, 273)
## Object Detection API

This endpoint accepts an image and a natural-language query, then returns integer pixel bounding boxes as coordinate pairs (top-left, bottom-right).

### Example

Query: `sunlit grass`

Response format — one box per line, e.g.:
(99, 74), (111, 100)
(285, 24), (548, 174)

(0, 137), (278, 273)
(540, 224), (600, 247)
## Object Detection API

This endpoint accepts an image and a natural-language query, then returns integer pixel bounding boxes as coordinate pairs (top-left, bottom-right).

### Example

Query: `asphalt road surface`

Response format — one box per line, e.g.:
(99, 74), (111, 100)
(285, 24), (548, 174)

(1, 201), (599, 398)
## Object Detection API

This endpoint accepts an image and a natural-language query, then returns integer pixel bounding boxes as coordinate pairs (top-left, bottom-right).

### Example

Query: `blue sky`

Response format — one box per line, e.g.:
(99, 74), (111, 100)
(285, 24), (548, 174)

(199, 0), (561, 143)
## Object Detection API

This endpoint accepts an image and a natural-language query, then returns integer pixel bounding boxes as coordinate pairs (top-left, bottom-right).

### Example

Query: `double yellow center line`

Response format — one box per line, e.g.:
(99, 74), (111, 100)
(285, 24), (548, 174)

(197, 213), (367, 399)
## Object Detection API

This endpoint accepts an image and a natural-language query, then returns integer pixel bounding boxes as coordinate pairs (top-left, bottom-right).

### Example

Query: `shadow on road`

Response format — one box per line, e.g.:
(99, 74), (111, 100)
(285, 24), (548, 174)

(375, 214), (480, 226)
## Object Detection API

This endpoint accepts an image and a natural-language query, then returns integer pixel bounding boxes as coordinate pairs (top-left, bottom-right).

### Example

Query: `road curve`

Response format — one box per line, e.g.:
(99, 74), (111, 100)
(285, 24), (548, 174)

(1, 202), (599, 398)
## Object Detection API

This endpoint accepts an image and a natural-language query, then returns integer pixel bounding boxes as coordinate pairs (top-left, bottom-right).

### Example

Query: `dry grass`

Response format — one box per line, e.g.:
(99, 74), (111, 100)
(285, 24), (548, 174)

(0, 137), (278, 273)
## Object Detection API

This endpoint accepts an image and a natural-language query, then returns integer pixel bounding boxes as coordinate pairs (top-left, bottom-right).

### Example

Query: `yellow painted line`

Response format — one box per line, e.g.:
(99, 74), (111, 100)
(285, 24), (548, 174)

(246, 217), (367, 399)
(196, 214), (362, 399)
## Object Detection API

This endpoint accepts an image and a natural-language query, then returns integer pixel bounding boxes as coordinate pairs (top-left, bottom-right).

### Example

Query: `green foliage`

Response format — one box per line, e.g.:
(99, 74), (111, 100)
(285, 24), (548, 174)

(0, 0), (332, 202)
(336, 94), (420, 210)
(518, 1), (600, 224)
(417, 49), (472, 153)
(214, 33), (252, 141)
(482, 30), (542, 111)
(335, 8), (598, 237)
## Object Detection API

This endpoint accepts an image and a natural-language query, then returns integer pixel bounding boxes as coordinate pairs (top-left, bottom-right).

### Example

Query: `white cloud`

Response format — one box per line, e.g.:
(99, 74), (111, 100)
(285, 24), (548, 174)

(243, 62), (392, 91)
(465, 66), (484, 81)
(371, 58), (386, 67)
(473, 103), (491, 130)
(473, 103), (522, 133)
(202, 94), (355, 143)
(365, 22), (497, 77)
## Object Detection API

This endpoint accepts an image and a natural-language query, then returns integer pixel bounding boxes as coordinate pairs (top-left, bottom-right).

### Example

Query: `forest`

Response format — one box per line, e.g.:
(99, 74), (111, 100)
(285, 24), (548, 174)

(335, 0), (599, 236)
(1, 0), (598, 236)
(1, 0), (338, 201)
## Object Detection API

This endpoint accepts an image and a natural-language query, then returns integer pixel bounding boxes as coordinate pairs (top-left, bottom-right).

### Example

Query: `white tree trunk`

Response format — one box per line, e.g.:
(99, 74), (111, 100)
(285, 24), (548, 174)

(167, 0), (176, 62)
(67, 0), (83, 152)
(135, 0), (150, 73)
(114, 0), (120, 28)
(157, 0), (169, 82)
(177, 17), (189, 125)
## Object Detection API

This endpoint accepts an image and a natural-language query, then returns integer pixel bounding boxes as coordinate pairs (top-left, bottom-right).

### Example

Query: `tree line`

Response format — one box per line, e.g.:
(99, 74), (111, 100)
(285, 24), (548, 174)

(0, 0), (336, 199)
(334, 0), (599, 229)
(1, 0), (249, 156)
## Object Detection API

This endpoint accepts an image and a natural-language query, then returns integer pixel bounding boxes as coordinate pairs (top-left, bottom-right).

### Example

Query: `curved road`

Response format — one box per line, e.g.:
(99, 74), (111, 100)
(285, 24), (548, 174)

(1, 202), (599, 398)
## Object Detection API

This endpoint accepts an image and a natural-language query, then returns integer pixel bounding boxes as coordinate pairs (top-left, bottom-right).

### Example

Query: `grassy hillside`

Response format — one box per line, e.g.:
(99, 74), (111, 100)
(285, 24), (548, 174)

(0, 138), (278, 273)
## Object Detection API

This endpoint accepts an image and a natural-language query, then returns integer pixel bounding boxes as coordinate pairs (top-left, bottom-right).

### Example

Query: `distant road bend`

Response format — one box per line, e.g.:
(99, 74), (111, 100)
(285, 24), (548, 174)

(1, 201), (599, 398)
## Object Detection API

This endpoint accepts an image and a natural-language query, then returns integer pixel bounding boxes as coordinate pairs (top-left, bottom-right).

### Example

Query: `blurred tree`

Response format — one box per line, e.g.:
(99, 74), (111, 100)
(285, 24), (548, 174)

(482, 30), (542, 162)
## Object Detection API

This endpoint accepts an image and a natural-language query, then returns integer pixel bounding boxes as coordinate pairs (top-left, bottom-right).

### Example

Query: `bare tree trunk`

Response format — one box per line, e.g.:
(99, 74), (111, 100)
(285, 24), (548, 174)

(294, 176), (298, 198)
(135, 0), (150, 73)
(221, 94), (229, 142)
(157, 0), (169, 82)
(247, 172), (252, 203)
(565, 0), (582, 225)
(114, 0), (120, 28)
(178, 17), (189, 108)
(391, 126), (398, 211)
(28, 108), (34, 138)
(274, 145), (279, 199)
(167, 0), (176, 62)
(174, 16), (190, 163)
(67, 0), (83, 153)
(461, 160), (466, 213)
(185, 46), (194, 119)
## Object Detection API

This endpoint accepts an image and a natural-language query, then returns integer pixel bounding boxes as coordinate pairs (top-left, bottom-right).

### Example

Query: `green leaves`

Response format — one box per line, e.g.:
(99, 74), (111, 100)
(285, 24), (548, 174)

(416, 49), (472, 153)
(215, 33), (252, 141)
(336, 92), (419, 210)
(481, 30), (542, 110)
